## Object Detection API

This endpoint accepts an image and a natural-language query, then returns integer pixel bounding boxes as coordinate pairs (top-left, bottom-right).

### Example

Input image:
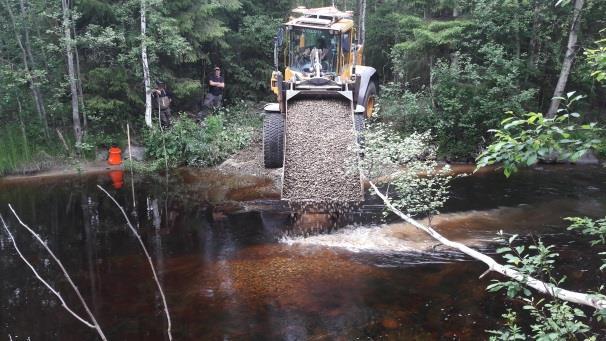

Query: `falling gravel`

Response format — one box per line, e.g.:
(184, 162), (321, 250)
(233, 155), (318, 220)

(282, 98), (363, 202)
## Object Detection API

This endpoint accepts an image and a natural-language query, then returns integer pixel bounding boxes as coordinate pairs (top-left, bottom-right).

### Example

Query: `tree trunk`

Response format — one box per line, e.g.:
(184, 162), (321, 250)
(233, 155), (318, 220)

(546, 0), (584, 117)
(73, 23), (87, 130)
(15, 91), (30, 160)
(368, 181), (606, 310)
(61, 0), (82, 146)
(514, 6), (521, 60)
(141, 0), (152, 127)
(19, 0), (49, 134)
(3, 0), (49, 136)
(429, 54), (436, 108)
(527, 0), (541, 72)
(360, 0), (366, 46)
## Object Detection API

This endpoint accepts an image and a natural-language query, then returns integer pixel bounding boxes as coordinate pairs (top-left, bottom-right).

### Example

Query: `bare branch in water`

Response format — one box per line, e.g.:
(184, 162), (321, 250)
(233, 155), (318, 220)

(368, 181), (606, 310)
(1, 212), (107, 340)
(97, 185), (173, 340)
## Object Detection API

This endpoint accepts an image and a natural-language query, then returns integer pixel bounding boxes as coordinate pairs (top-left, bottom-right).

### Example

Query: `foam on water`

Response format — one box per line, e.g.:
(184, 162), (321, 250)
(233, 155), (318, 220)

(281, 224), (428, 253)
(281, 198), (606, 255)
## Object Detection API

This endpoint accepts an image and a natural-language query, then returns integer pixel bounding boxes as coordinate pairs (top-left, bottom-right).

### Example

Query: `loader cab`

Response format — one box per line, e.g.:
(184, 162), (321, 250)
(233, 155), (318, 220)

(276, 6), (357, 86)
(288, 27), (338, 75)
(284, 26), (355, 80)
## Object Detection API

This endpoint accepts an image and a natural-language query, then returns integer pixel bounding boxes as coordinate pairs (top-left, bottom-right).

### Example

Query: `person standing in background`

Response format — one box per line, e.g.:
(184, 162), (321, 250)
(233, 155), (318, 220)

(151, 80), (173, 128)
(199, 66), (225, 120)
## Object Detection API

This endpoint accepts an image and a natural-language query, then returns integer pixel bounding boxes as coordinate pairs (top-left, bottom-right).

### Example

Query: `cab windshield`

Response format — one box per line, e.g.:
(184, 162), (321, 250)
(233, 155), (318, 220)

(288, 27), (337, 74)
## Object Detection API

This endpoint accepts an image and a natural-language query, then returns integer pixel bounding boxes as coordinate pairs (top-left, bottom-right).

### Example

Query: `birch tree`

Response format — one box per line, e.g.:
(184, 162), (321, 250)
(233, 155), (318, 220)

(546, 0), (584, 117)
(358, 0), (366, 46)
(2, 0), (49, 136)
(141, 0), (152, 127)
(61, 0), (82, 145)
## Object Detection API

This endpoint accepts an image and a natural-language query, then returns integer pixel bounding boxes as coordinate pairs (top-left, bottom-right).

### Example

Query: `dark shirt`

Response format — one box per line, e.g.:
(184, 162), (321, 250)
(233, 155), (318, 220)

(152, 89), (172, 109)
(152, 89), (172, 99)
(209, 75), (224, 96)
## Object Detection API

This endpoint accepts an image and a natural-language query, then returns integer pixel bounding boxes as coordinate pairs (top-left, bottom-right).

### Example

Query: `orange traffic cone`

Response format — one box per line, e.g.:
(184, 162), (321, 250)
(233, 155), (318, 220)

(109, 170), (124, 189)
(108, 146), (122, 165)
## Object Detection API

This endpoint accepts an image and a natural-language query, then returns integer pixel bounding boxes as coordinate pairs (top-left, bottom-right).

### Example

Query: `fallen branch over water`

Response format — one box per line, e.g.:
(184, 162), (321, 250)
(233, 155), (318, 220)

(1, 210), (108, 340)
(97, 185), (173, 340)
(368, 180), (606, 310)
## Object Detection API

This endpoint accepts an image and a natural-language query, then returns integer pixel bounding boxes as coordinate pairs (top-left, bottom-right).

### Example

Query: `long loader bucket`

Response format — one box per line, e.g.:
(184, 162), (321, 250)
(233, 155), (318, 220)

(281, 90), (364, 203)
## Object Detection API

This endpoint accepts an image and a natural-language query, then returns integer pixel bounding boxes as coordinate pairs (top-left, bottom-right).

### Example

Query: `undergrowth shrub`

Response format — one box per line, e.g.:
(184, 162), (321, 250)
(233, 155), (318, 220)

(143, 102), (260, 169)
(380, 44), (536, 160)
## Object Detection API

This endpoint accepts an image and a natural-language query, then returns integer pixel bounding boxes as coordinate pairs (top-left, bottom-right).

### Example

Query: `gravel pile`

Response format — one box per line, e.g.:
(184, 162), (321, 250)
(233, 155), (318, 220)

(217, 134), (282, 187)
(282, 98), (363, 202)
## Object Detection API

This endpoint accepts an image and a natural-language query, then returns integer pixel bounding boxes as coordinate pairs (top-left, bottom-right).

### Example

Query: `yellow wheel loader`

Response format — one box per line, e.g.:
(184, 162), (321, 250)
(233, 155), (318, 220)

(263, 6), (378, 202)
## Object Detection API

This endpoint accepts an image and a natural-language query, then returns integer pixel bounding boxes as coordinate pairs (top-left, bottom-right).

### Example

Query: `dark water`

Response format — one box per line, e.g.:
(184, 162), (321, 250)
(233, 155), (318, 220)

(1, 165), (606, 340)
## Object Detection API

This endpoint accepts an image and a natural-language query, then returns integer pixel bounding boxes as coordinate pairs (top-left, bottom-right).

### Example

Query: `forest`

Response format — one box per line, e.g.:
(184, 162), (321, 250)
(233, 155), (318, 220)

(1, 0), (605, 173)
(2, 1), (606, 339)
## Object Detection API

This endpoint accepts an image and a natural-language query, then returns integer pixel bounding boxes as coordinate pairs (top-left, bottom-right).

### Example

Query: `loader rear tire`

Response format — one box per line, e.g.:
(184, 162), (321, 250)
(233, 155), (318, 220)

(263, 113), (284, 168)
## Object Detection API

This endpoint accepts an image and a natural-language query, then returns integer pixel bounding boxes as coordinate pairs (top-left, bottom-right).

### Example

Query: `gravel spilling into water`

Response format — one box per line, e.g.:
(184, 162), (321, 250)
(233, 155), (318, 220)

(282, 98), (363, 202)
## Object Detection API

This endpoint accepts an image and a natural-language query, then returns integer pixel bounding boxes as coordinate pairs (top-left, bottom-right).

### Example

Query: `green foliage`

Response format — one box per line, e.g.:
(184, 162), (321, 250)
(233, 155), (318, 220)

(380, 44), (536, 158)
(222, 14), (281, 100)
(143, 102), (259, 169)
(376, 83), (435, 134)
(567, 216), (606, 270)
(476, 93), (603, 177)
(354, 123), (453, 218)
(585, 33), (606, 83)
(488, 234), (560, 299)
(487, 309), (526, 341)
(391, 18), (472, 78)
(367, 0), (606, 159)
(522, 298), (591, 340)
(431, 46), (537, 158)
(487, 232), (596, 340)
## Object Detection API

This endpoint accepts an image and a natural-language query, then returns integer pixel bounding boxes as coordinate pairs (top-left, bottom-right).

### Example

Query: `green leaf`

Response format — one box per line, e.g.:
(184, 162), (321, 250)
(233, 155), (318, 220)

(496, 247), (511, 254)
(504, 120), (526, 130)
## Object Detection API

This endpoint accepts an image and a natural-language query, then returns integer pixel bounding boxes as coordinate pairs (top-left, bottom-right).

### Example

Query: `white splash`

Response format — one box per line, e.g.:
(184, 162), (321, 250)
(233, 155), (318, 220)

(280, 224), (428, 253)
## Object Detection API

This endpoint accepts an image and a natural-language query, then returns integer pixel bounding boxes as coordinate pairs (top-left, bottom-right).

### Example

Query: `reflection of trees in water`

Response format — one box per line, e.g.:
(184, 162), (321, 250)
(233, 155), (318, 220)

(81, 193), (100, 318)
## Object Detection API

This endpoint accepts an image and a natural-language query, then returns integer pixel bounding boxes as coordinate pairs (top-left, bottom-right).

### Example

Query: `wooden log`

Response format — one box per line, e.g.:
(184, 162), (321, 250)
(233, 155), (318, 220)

(368, 180), (606, 310)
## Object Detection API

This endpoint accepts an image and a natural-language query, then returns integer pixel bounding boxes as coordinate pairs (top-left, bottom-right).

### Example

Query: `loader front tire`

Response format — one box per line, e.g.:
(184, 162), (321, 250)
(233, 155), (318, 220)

(362, 81), (377, 118)
(263, 113), (284, 168)
(354, 113), (365, 132)
(354, 113), (365, 147)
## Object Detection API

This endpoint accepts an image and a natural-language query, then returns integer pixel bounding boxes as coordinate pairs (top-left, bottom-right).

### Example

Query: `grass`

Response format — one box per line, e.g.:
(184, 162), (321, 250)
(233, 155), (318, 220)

(0, 124), (66, 177)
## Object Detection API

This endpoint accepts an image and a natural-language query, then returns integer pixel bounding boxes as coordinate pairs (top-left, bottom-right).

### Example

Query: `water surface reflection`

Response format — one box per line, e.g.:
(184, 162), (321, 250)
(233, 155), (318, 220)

(1, 165), (605, 339)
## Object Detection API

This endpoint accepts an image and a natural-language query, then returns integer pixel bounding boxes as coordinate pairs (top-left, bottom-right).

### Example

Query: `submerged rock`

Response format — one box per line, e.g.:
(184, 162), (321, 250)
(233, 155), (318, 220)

(575, 150), (600, 165)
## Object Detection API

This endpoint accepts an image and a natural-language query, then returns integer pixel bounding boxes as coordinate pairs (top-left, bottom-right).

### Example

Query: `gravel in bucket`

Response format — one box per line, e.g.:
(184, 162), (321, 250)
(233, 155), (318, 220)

(282, 98), (363, 203)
